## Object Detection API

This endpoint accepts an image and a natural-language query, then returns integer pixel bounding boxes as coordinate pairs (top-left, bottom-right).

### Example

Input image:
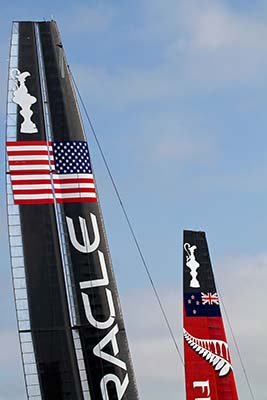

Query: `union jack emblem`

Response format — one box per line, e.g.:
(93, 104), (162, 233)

(201, 292), (219, 305)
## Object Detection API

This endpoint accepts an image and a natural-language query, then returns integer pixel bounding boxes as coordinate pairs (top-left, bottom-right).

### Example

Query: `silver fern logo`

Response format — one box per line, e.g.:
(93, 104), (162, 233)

(183, 329), (232, 377)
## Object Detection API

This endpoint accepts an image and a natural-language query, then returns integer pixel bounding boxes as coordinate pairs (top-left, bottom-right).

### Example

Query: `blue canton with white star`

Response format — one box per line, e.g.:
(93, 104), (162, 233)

(53, 141), (92, 174)
(184, 293), (221, 317)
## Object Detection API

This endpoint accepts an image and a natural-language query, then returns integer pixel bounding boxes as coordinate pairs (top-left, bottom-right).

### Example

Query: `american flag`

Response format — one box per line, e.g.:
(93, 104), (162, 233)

(201, 292), (219, 305)
(6, 140), (97, 204)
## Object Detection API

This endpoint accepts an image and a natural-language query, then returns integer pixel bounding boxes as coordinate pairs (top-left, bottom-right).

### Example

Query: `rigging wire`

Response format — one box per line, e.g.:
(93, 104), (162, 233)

(69, 69), (184, 367)
(70, 69), (257, 398)
(70, 70), (257, 399)
(217, 287), (256, 400)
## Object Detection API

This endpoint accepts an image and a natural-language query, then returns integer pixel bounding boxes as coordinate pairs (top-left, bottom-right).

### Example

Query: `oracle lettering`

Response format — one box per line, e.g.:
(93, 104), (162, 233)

(66, 212), (129, 399)
(101, 373), (129, 400)
(66, 213), (100, 253)
(80, 250), (115, 329)
(93, 324), (127, 370)
(193, 380), (211, 400)
(81, 288), (115, 329)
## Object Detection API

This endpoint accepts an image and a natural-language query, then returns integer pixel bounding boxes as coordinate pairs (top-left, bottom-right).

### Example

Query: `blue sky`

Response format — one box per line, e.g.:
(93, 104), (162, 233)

(0, 0), (267, 399)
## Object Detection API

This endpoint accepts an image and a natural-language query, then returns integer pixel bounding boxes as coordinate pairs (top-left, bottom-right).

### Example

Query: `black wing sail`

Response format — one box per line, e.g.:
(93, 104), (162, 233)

(6, 21), (139, 400)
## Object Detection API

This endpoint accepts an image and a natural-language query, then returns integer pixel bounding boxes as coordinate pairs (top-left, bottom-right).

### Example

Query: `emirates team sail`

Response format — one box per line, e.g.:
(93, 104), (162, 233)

(183, 230), (238, 400)
(6, 21), (139, 399)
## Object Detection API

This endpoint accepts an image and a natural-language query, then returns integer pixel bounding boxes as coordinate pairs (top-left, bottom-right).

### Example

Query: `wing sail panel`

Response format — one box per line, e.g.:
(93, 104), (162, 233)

(183, 230), (238, 400)
(6, 20), (139, 400)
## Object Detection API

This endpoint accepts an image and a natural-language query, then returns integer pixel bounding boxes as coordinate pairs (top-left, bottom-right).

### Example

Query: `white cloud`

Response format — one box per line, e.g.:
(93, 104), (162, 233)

(141, 0), (267, 51)
(71, 0), (267, 110)
(194, 6), (267, 51)
(161, 1), (267, 85)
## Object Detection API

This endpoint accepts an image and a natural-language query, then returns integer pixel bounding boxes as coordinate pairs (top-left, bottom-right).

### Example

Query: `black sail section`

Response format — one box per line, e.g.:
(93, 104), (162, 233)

(17, 23), (45, 141)
(38, 21), (139, 399)
(16, 22), (83, 399)
(184, 230), (217, 294)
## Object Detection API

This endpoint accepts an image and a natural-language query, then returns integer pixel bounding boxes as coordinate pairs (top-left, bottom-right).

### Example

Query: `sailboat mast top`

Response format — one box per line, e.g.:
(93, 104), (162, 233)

(6, 20), (139, 400)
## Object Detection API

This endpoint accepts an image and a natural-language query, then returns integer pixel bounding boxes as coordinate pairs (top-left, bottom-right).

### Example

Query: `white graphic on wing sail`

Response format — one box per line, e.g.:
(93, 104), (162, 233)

(183, 329), (232, 377)
(11, 69), (38, 134)
(184, 243), (200, 288)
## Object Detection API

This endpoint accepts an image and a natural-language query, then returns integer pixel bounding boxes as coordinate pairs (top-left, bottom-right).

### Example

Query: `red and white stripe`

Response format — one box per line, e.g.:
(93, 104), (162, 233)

(7, 141), (97, 204)
(52, 173), (96, 203)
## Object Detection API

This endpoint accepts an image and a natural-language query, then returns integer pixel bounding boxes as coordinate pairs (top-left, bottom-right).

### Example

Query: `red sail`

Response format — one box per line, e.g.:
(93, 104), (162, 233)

(183, 230), (238, 400)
